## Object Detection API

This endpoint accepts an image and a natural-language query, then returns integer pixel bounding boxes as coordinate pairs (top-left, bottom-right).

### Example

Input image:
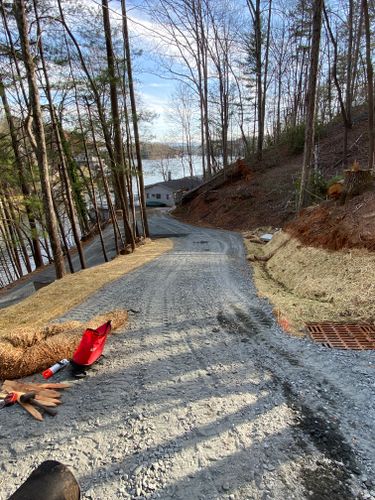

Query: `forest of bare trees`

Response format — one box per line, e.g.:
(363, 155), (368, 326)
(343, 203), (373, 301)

(144, 0), (373, 170)
(0, 0), (374, 286)
(0, 0), (149, 285)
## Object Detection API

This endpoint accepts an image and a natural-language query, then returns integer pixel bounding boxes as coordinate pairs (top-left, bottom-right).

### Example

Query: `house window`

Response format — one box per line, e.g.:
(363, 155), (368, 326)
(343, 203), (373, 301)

(156, 193), (161, 199)
(146, 193), (149, 199)
(166, 194), (170, 200)
(152, 194), (155, 197)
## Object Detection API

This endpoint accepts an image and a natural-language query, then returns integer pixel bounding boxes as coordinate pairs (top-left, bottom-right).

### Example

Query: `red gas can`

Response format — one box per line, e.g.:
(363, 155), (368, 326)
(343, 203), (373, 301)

(72, 320), (112, 367)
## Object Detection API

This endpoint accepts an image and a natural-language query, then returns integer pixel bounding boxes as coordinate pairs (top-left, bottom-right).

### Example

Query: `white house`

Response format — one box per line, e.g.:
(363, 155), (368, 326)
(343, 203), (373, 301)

(145, 176), (202, 207)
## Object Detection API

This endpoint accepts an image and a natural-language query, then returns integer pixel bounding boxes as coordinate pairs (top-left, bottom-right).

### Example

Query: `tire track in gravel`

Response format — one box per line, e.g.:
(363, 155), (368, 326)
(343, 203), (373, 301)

(211, 270), (362, 499)
(113, 219), (354, 495)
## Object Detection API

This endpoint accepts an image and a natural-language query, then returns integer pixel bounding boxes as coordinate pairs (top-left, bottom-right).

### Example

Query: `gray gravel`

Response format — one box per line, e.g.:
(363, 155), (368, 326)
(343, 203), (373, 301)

(0, 212), (374, 499)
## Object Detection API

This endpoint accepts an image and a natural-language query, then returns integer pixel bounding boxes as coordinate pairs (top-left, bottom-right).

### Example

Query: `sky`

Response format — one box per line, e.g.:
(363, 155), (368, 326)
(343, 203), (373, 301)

(83, 0), (249, 144)
(97, 0), (182, 142)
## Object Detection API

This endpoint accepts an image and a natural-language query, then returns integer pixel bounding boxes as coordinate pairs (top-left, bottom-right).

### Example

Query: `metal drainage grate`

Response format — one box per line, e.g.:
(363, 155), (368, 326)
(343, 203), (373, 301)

(306, 322), (375, 350)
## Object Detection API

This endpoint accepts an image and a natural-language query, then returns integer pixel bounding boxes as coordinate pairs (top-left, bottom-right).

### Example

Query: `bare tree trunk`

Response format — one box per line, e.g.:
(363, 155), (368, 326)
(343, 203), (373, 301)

(261, 0), (272, 154)
(350, 5), (364, 110)
(0, 198), (23, 278)
(248, 0), (263, 160)
(33, 0), (86, 270)
(14, 0), (65, 278)
(86, 99), (124, 254)
(102, 0), (135, 250)
(298, 0), (323, 209)
(3, 190), (32, 273)
(197, 0), (212, 176)
(196, 35), (206, 177)
(0, 10), (46, 269)
(0, 243), (15, 284)
(344, 0), (354, 163)
(121, 0), (149, 238)
(0, 75), (43, 268)
(323, 6), (352, 163)
(52, 197), (74, 274)
(71, 87), (108, 263)
(363, 0), (374, 170)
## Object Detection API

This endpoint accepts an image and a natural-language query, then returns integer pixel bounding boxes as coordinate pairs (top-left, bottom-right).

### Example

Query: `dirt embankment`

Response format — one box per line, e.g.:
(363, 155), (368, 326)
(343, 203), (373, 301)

(175, 108), (371, 232)
(250, 190), (375, 333)
(285, 191), (375, 251)
(173, 162), (297, 231)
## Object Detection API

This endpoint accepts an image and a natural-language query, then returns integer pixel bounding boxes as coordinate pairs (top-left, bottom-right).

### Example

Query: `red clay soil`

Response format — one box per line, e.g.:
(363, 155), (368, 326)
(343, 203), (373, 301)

(285, 191), (375, 251)
(175, 108), (375, 249)
(173, 159), (299, 231)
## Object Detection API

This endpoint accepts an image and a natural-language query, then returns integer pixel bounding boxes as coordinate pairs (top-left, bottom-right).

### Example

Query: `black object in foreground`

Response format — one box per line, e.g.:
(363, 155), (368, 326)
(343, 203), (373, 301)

(8, 460), (80, 500)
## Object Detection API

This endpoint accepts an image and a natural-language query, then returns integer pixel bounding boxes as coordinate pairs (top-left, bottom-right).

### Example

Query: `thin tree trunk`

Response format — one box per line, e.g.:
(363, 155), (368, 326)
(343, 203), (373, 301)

(121, 0), (149, 238)
(0, 244), (14, 284)
(72, 88), (108, 263)
(363, 0), (374, 170)
(33, 1), (86, 270)
(198, 0), (212, 176)
(0, 75), (43, 268)
(52, 105), (87, 269)
(102, 0), (135, 250)
(86, 99), (124, 254)
(3, 191), (32, 273)
(298, 0), (323, 209)
(52, 197), (74, 274)
(344, 0), (354, 163)
(14, 0), (65, 278)
(0, 199), (23, 278)
(261, 0), (272, 156)
(323, 6), (352, 162)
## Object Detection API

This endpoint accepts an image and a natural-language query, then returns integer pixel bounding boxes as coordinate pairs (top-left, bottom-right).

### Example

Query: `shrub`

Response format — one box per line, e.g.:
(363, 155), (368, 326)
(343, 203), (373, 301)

(280, 124), (306, 154)
(279, 122), (326, 155)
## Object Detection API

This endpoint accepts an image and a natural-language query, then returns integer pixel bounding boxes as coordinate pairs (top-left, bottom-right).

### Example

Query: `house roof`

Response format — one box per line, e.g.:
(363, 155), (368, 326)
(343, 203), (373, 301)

(145, 176), (202, 192)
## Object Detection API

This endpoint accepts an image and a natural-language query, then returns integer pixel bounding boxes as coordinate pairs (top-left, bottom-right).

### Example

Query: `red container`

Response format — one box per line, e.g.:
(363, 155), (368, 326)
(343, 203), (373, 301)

(72, 321), (112, 367)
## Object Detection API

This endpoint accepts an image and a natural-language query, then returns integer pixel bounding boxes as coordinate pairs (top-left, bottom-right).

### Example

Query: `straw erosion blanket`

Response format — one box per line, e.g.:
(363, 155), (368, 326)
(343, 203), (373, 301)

(245, 231), (375, 333)
(0, 310), (128, 380)
(0, 239), (173, 379)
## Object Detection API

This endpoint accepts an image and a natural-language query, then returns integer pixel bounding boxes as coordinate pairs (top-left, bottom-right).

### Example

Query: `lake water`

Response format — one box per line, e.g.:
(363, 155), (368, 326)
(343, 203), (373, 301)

(0, 156), (204, 286)
(141, 155), (204, 186)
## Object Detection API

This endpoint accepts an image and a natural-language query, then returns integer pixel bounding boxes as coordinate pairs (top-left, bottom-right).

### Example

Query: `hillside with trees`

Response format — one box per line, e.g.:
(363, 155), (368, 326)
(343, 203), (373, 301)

(0, 0), (149, 287)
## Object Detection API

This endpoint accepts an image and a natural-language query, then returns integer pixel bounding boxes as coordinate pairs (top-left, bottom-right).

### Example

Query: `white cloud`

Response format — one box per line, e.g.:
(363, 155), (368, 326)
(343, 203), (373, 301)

(138, 91), (174, 139)
(147, 82), (169, 88)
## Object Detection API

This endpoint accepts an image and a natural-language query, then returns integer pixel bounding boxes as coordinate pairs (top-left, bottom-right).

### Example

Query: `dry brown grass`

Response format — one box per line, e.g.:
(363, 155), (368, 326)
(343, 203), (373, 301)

(0, 239), (173, 379)
(0, 239), (172, 334)
(245, 231), (375, 334)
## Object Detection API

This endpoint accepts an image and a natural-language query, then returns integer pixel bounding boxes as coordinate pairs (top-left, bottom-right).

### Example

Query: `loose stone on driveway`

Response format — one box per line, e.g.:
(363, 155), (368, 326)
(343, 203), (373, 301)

(0, 214), (374, 499)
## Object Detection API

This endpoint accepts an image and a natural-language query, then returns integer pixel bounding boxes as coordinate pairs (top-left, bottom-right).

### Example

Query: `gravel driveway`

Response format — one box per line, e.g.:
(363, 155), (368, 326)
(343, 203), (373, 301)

(1, 213), (374, 499)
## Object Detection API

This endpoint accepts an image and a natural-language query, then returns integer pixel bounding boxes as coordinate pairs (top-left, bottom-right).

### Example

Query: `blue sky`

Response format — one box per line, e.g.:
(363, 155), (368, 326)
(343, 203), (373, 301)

(108, 0), (179, 141)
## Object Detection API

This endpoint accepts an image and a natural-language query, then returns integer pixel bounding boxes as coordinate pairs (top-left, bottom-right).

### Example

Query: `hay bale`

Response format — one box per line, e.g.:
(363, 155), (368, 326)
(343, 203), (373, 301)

(0, 310), (128, 380)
